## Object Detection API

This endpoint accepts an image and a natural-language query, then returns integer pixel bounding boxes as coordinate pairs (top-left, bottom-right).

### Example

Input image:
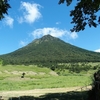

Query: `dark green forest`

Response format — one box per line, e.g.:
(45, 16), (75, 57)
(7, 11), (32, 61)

(0, 35), (100, 65)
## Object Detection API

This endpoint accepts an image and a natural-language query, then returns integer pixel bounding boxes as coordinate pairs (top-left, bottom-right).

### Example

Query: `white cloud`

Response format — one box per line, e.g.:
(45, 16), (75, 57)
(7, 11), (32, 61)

(31, 27), (78, 39)
(18, 17), (23, 24)
(4, 16), (14, 28)
(56, 22), (61, 25)
(68, 31), (78, 39)
(18, 1), (42, 24)
(19, 40), (27, 47)
(95, 49), (100, 52)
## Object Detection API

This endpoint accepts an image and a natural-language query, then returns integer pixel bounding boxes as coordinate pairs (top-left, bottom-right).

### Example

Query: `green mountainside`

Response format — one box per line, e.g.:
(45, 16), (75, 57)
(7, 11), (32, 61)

(0, 35), (100, 65)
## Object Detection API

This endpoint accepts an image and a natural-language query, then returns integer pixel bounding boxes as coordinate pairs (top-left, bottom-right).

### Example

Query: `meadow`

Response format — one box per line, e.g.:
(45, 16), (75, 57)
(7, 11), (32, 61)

(0, 62), (99, 91)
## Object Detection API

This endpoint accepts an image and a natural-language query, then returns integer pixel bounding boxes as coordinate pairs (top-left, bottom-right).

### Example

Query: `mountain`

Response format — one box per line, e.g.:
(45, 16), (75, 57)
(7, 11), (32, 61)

(0, 35), (100, 65)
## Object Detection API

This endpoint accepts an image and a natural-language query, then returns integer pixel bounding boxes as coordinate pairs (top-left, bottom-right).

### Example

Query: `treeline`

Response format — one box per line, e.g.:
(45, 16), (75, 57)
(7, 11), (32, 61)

(33, 62), (100, 75)
(1, 52), (100, 65)
(1, 53), (100, 65)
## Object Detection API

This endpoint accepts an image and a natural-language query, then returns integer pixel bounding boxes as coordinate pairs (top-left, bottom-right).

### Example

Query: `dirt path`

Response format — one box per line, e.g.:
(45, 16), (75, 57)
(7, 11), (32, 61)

(0, 86), (91, 98)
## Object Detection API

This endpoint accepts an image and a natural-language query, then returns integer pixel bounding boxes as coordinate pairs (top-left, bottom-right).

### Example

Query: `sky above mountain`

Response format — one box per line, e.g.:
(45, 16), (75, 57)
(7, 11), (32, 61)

(0, 0), (100, 55)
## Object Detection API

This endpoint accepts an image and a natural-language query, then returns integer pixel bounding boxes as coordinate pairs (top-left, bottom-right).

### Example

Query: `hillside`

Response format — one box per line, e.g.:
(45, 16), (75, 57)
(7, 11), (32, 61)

(0, 35), (100, 65)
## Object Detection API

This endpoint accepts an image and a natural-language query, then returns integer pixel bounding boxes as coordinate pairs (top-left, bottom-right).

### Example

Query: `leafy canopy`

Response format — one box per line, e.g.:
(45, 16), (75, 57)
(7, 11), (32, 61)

(0, 0), (10, 20)
(59, 0), (100, 32)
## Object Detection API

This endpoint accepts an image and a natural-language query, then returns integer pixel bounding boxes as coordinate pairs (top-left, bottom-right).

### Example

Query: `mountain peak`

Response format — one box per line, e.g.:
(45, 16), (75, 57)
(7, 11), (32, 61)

(33, 35), (58, 44)
(41, 34), (57, 41)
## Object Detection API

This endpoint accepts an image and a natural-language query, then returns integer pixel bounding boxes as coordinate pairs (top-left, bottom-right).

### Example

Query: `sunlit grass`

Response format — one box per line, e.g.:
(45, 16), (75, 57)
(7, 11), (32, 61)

(0, 64), (94, 91)
(0, 75), (91, 91)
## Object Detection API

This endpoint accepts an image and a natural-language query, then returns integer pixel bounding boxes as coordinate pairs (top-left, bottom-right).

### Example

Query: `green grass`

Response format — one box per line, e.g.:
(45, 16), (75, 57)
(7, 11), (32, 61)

(0, 65), (50, 72)
(0, 76), (91, 91)
(0, 64), (94, 91)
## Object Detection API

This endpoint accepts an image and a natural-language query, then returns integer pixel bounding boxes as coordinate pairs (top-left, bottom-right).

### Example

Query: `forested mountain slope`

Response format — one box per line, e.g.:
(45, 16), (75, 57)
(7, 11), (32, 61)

(0, 35), (100, 65)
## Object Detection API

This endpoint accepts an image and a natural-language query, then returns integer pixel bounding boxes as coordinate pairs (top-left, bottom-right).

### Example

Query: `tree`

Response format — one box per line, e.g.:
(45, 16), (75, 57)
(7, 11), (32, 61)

(0, 0), (10, 20)
(88, 70), (100, 100)
(59, 0), (100, 32)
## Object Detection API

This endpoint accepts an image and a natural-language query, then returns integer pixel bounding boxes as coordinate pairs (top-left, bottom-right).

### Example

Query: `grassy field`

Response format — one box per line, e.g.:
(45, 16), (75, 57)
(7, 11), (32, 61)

(0, 62), (98, 91)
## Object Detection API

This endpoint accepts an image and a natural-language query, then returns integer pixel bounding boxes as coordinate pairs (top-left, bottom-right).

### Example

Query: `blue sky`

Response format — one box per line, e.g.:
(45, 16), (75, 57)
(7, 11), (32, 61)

(0, 0), (100, 55)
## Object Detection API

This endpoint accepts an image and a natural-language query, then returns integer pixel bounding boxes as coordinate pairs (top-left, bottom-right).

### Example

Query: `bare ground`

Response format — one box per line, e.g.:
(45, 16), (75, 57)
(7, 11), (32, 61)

(0, 86), (91, 99)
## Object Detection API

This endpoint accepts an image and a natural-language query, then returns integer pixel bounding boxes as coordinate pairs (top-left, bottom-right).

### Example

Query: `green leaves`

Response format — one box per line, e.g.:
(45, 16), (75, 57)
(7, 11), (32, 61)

(0, 0), (11, 20)
(58, 0), (72, 6)
(59, 0), (100, 32)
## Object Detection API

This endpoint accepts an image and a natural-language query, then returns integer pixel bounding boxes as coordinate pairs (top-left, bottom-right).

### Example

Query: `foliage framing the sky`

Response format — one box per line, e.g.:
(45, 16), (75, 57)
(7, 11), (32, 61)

(59, 0), (100, 32)
(0, 0), (100, 32)
(0, 0), (10, 20)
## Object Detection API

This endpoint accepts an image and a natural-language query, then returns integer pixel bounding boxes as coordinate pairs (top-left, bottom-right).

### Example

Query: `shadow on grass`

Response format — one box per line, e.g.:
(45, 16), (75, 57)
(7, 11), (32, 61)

(8, 91), (88, 100)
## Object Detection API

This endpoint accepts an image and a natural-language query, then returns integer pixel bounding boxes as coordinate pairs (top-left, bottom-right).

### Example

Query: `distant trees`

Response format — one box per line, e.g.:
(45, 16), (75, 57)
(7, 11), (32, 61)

(0, 59), (3, 65)
(59, 0), (100, 32)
